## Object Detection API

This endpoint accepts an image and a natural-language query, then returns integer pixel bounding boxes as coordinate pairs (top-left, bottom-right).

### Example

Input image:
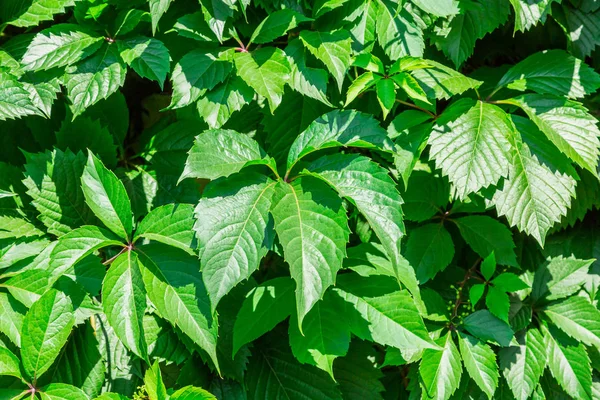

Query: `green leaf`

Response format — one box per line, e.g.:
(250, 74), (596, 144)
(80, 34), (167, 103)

(21, 24), (103, 71)
(4, 0), (77, 28)
(470, 284), (485, 306)
(428, 99), (513, 199)
(234, 47), (290, 113)
(64, 44), (127, 118)
(270, 177), (349, 327)
(299, 30), (352, 92)
(286, 109), (391, 172)
(137, 244), (219, 372)
(305, 154), (420, 302)
(480, 254), (496, 282)
(143, 315), (190, 366)
(462, 310), (514, 347)
(391, 71), (430, 104)
(118, 36), (170, 90)
(196, 76), (254, 129)
(49, 225), (124, 279)
(21, 70), (61, 118)
(168, 49), (233, 110)
(289, 293), (350, 376)
(376, 0), (424, 60)
(286, 39), (332, 107)
(56, 117), (118, 168)
(405, 223), (454, 283)
(499, 328), (546, 400)
(486, 285), (510, 322)
(0, 72), (44, 121)
(453, 216), (517, 267)
(113, 9), (151, 37)
(0, 293), (26, 347)
(195, 173), (275, 311)
(458, 332), (499, 399)
(134, 203), (195, 254)
(348, 0), (377, 53)
(82, 152), (133, 241)
(233, 277), (295, 356)
(39, 384), (89, 400)
(334, 341), (384, 399)
(102, 251), (147, 361)
(332, 274), (438, 355)
(510, 0), (560, 32)
(21, 289), (75, 381)
(23, 149), (96, 237)
(420, 332), (462, 400)
(411, 0), (459, 16)
(0, 346), (21, 379)
(180, 129), (273, 182)
(542, 296), (600, 349)
(490, 117), (576, 246)
(543, 325), (592, 400)
(435, 0), (510, 67)
(145, 361), (168, 400)
(558, 5), (600, 59)
(375, 78), (395, 119)
(496, 50), (600, 99)
(2, 269), (50, 308)
(250, 9), (312, 44)
(199, 0), (234, 42)
(492, 273), (529, 292)
(345, 72), (380, 106)
(148, 0), (174, 34)
(532, 256), (594, 301)
(503, 94), (600, 176)
(170, 386), (216, 400)
(410, 59), (482, 100)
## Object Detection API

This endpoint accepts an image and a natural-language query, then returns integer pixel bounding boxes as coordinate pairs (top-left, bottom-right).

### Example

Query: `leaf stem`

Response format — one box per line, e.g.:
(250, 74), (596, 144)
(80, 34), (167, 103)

(102, 246), (128, 266)
(450, 258), (481, 321)
(394, 99), (436, 118)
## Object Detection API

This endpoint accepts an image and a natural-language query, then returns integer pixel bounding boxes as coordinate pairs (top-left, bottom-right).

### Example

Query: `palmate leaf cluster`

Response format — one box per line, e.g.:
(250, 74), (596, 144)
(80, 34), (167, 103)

(1, 0), (600, 399)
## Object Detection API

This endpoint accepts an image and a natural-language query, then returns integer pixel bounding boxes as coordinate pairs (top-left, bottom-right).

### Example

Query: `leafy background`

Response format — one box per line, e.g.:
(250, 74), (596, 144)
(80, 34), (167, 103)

(0, 0), (600, 399)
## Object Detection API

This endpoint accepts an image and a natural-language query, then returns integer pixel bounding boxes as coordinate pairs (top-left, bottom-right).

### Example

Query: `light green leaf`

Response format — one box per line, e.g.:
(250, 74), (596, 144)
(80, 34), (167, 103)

(286, 109), (391, 172)
(21, 24), (103, 71)
(289, 293), (350, 377)
(0, 72), (44, 121)
(0, 346), (21, 379)
(48, 225), (124, 280)
(435, 0), (510, 67)
(145, 361), (168, 400)
(286, 39), (332, 106)
(0, 293), (26, 347)
(81, 152), (133, 241)
(375, 78), (395, 119)
(180, 129), (273, 182)
(271, 177), (349, 327)
(250, 9), (312, 44)
(170, 386), (216, 400)
(532, 256), (593, 301)
(304, 154), (419, 301)
(458, 332), (499, 399)
(299, 30), (352, 92)
(4, 0), (77, 28)
(21, 70), (61, 118)
(486, 285), (510, 322)
(542, 296), (600, 349)
(102, 251), (147, 361)
(411, 0), (459, 16)
(137, 244), (219, 372)
(64, 44), (127, 118)
(168, 49), (232, 109)
(23, 149), (97, 237)
(1, 269), (50, 307)
(496, 50), (600, 99)
(171, 12), (217, 42)
(391, 71), (430, 104)
(233, 277), (295, 356)
(199, 0), (234, 42)
(234, 47), (290, 113)
(118, 36), (170, 90)
(348, 0), (377, 53)
(543, 325), (592, 400)
(376, 0), (424, 59)
(21, 289), (75, 381)
(420, 332), (462, 400)
(113, 9), (151, 37)
(345, 71), (380, 106)
(134, 203), (195, 254)
(332, 274), (438, 355)
(195, 173), (275, 311)
(463, 310), (514, 347)
(405, 223), (454, 283)
(429, 99), (513, 199)
(39, 384), (89, 400)
(410, 59), (482, 100)
(499, 328), (547, 400)
(504, 94), (600, 175)
(148, 0), (174, 34)
(453, 215), (517, 267)
(510, 0), (560, 32)
(196, 76), (254, 129)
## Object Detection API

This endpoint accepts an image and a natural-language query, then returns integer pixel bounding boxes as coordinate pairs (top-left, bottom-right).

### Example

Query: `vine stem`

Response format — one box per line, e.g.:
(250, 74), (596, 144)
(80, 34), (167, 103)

(394, 99), (436, 118)
(451, 258), (482, 321)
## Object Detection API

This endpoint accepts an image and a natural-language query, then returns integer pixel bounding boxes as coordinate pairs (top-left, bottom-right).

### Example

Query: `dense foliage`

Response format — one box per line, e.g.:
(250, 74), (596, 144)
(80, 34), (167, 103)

(1, 0), (600, 398)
